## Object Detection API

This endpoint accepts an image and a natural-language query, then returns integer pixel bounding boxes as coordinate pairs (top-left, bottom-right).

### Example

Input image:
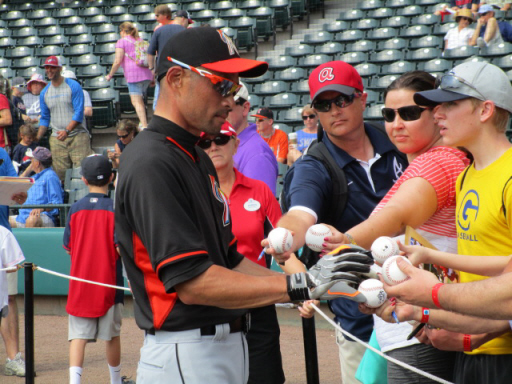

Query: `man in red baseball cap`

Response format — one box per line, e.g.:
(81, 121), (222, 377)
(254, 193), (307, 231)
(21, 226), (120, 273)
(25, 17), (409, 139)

(270, 61), (408, 384)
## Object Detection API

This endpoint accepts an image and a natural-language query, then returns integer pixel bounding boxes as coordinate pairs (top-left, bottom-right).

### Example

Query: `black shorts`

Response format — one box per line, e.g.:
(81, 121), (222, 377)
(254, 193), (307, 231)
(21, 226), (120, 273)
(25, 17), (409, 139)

(454, 351), (512, 384)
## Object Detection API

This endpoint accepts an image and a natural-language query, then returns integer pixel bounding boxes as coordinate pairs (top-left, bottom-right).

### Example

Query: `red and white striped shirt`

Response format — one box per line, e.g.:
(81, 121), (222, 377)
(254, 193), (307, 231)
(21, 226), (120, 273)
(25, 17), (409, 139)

(372, 146), (470, 237)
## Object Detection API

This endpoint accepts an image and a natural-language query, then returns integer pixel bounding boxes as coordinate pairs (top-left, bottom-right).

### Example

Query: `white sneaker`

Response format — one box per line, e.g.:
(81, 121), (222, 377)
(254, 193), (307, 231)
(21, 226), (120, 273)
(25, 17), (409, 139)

(476, 37), (487, 48)
(5, 352), (26, 377)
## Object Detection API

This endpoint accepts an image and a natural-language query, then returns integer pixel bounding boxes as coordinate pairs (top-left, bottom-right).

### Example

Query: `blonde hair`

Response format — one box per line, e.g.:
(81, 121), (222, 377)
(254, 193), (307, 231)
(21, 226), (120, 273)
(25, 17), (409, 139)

(18, 123), (37, 143)
(302, 105), (316, 117)
(117, 119), (138, 136)
(470, 98), (510, 133)
(119, 22), (139, 39)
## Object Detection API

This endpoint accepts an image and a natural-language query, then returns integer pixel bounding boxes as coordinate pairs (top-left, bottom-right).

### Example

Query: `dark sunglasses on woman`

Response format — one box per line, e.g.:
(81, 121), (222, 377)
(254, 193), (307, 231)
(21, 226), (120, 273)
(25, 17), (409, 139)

(197, 135), (232, 149)
(381, 105), (430, 122)
(302, 114), (316, 120)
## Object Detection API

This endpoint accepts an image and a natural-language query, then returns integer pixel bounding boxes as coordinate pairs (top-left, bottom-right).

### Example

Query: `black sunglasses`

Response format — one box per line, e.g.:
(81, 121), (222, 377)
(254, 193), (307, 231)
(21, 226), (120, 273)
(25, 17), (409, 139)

(197, 135), (232, 149)
(302, 114), (317, 120)
(381, 105), (430, 122)
(312, 93), (360, 112)
(118, 133), (130, 139)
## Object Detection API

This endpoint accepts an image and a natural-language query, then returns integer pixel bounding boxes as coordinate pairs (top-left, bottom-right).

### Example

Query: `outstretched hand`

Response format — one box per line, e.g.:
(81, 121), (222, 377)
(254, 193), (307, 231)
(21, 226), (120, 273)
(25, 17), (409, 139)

(261, 230), (295, 264)
(318, 224), (350, 257)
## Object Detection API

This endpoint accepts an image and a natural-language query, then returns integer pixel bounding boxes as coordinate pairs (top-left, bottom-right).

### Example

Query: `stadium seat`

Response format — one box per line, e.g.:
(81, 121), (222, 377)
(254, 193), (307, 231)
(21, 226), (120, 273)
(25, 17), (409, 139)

(113, 76), (128, 90)
(91, 101), (118, 129)
(36, 45), (64, 58)
(276, 67), (307, 82)
(8, 19), (33, 29)
(3, 10), (23, 21)
(64, 25), (91, 36)
(78, 6), (102, 18)
(268, 92), (299, 109)
(290, 0), (307, 21)
(364, 103), (386, 120)
(367, 7), (394, 19)
(457, 55), (489, 66)
(27, 9), (51, 20)
(273, 123), (293, 134)
(66, 44), (94, 57)
(367, 27), (398, 40)
(130, 4), (153, 15)
(354, 63), (380, 78)
(244, 70), (273, 84)
(60, 16), (84, 27)
(285, 44), (315, 57)
(112, 13), (136, 24)
(72, 54), (101, 68)
(335, 29), (366, 43)
(380, 16), (409, 28)
(369, 49), (403, 63)
(492, 54), (512, 69)
(109, 0), (130, 6)
(365, 90), (381, 105)
(316, 42), (344, 55)
(83, 76), (111, 91)
(238, 0), (263, 10)
(268, 55), (297, 70)
(323, 20), (349, 34)
(480, 42), (512, 57)
(276, 107), (304, 125)
(0, 68), (14, 80)
(17, 67), (39, 79)
(406, 47), (442, 61)
(299, 53), (334, 68)
(86, 15), (112, 26)
(443, 45), (479, 59)
(92, 24), (117, 35)
(0, 28), (10, 39)
(52, 8), (76, 18)
(0, 58), (12, 68)
(386, 0), (414, 8)
(346, 40), (376, 52)
(381, 60), (416, 74)
(402, 25), (432, 38)
(412, 13), (441, 25)
(229, 17), (257, 52)
(336, 51), (369, 65)
(417, 0), (440, 5)
(40, 1), (61, 11)
(43, 35), (69, 47)
(220, 8), (246, 20)
(301, 31), (333, 45)
(94, 43), (117, 56)
(105, 5), (127, 17)
(360, 0), (385, 10)
(76, 64), (106, 78)
(34, 17), (58, 28)
(209, 1), (235, 12)
(351, 18), (379, 30)
(12, 27), (33, 39)
(95, 33), (120, 44)
(253, 80), (288, 95)
(418, 58), (452, 73)
(268, 0), (291, 32)
(0, 37), (14, 49)
(194, 9), (218, 22)
(5, 46), (34, 59)
(409, 35), (443, 49)
(433, 22), (457, 36)
(377, 37), (408, 50)
(247, 94), (262, 107)
(248, 7), (275, 43)
(290, 79), (310, 95)
(69, 34), (94, 45)
(337, 9), (365, 21)
(12, 56), (39, 69)
(396, 5), (425, 17)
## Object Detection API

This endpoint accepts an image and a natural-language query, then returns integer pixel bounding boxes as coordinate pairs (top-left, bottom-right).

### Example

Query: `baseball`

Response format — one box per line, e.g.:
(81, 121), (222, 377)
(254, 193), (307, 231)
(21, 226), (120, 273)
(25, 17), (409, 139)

(371, 236), (400, 265)
(267, 227), (293, 254)
(305, 224), (332, 252)
(382, 256), (412, 286)
(358, 279), (387, 308)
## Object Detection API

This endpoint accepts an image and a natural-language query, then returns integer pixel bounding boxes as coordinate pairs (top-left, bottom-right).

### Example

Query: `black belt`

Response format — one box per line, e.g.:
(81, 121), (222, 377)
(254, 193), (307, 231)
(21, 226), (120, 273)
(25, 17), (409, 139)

(146, 315), (249, 336)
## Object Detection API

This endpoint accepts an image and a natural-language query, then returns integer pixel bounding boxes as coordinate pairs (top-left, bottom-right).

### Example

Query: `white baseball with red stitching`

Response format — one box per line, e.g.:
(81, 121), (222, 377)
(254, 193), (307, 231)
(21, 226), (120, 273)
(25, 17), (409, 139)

(382, 256), (412, 286)
(358, 279), (387, 308)
(371, 236), (400, 265)
(305, 224), (332, 252)
(268, 227), (293, 254)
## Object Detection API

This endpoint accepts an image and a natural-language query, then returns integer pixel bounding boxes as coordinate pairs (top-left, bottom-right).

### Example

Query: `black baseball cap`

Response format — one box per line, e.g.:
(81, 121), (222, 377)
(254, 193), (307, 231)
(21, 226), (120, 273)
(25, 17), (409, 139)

(251, 107), (273, 120)
(81, 154), (112, 182)
(174, 10), (194, 24)
(156, 27), (268, 82)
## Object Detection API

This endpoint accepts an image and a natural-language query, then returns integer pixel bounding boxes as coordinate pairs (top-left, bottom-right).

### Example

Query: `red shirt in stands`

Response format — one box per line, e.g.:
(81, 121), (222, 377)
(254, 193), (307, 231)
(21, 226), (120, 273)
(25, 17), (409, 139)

(0, 94), (10, 148)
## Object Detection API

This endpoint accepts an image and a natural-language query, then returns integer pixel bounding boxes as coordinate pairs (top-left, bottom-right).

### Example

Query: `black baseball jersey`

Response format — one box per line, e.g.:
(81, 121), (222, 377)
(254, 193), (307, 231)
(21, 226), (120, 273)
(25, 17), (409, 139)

(115, 116), (246, 332)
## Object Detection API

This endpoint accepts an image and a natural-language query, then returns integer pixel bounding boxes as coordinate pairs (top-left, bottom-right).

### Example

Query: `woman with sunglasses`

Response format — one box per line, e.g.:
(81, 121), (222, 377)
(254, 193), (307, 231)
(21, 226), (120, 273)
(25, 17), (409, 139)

(287, 105), (319, 166)
(107, 119), (137, 168)
(444, 8), (475, 51)
(323, 71), (470, 383)
(198, 121), (307, 384)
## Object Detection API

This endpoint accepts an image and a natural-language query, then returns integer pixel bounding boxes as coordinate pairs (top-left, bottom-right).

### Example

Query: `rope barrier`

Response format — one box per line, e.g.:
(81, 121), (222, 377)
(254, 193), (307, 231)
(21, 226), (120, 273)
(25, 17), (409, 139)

(34, 266), (131, 292)
(0, 266), (20, 272)
(310, 303), (454, 384)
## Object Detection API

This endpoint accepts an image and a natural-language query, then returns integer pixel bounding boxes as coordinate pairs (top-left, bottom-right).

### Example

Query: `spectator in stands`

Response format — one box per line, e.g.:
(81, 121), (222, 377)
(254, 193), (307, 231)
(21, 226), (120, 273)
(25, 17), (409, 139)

(0, 76), (13, 154)
(470, 4), (512, 46)
(61, 70), (93, 134)
(287, 105), (319, 165)
(480, 1), (512, 11)
(106, 22), (153, 131)
(22, 74), (46, 125)
(12, 124), (37, 176)
(444, 8), (476, 50)
(147, 12), (187, 111)
(107, 119), (137, 169)
(173, 10), (193, 28)
(9, 147), (63, 228)
(253, 107), (288, 164)
(227, 83), (278, 195)
(153, 4), (173, 31)
(434, 0), (479, 20)
(64, 155), (133, 384)
(10, 77), (26, 114)
(267, 61), (408, 384)
(37, 56), (93, 181)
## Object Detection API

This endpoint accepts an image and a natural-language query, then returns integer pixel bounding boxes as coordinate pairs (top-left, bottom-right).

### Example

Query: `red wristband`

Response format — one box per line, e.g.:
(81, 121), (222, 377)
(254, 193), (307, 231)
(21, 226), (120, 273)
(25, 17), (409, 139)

(463, 334), (472, 352)
(432, 283), (444, 309)
(420, 307), (430, 323)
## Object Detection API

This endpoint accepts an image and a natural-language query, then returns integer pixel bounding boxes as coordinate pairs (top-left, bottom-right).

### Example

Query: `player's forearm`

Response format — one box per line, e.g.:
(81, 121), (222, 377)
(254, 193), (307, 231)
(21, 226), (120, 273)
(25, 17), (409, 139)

(422, 308), (510, 334)
(277, 210), (314, 252)
(176, 264), (290, 309)
(233, 257), (281, 277)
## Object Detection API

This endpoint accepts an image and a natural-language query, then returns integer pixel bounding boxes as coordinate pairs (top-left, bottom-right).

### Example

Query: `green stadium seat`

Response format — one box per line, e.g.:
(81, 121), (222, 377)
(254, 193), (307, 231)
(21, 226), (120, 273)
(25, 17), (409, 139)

(433, 22), (456, 36)
(354, 63), (380, 78)
(69, 34), (94, 46)
(351, 18), (379, 30)
(43, 35), (69, 47)
(0, 37), (15, 49)
(112, 13), (136, 24)
(316, 42), (344, 55)
(105, 5), (127, 17)
(443, 45), (479, 59)
(193, 9), (218, 22)
(364, 104), (386, 120)
(367, 27), (398, 40)
(186, 1), (208, 13)
(0, 68), (14, 80)
(76, 63), (106, 78)
(130, 4), (152, 15)
(95, 33), (120, 44)
(290, 79), (310, 95)
(253, 80), (288, 95)
(220, 8), (246, 20)
(0, 3), (11, 14)
(94, 43), (117, 56)
(323, 20), (349, 33)
(381, 60), (416, 74)
(119, 91), (135, 114)
(365, 90), (381, 105)
(299, 53), (334, 68)
(109, 0), (130, 6)
(209, 1), (235, 12)
(83, 76), (111, 91)
(409, 35), (443, 49)
(335, 29), (365, 43)
(268, 92), (298, 109)
(337, 9), (366, 21)
(78, 7), (102, 18)
(64, 25), (91, 36)
(60, 16), (84, 27)
(40, 1), (61, 11)
(402, 25), (432, 38)
(36, 45), (64, 58)
(336, 51), (369, 65)
(386, 0), (414, 7)
(301, 31), (333, 45)
(92, 24), (117, 36)
(417, 0), (439, 5)
(12, 57), (39, 69)
(377, 37), (408, 50)
(276, 67), (307, 82)
(273, 123), (293, 135)
(276, 107), (303, 124)
(66, 44), (94, 57)
(72, 54), (101, 68)
(229, 17), (257, 52)
(418, 58), (452, 73)
(458, 55), (489, 67)
(244, 69), (273, 84)
(27, 9), (51, 20)
(369, 49), (404, 63)
(367, 7), (394, 19)
(8, 19), (33, 29)
(412, 13), (441, 25)
(0, 57), (12, 68)
(290, 0), (307, 20)
(34, 17), (58, 28)
(367, 74), (400, 91)
(247, 7), (275, 42)
(396, 5), (425, 17)
(285, 44), (315, 58)
(209, 18), (228, 29)
(17, 67), (39, 79)
(66, 1), (84, 9)
(268, 55), (297, 70)
(86, 15), (112, 26)
(480, 42), (512, 57)
(239, 0), (263, 10)
(491, 54), (512, 69)
(6, 46), (34, 59)
(52, 8), (76, 18)
(406, 47), (442, 61)
(360, 0), (385, 10)
(113, 76), (128, 90)
(267, 0), (291, 32)
(380, 16), (409, 28)
(346, 40), (376, 52)
(12, 27), (33, 39)
(3, 10), (23, 21)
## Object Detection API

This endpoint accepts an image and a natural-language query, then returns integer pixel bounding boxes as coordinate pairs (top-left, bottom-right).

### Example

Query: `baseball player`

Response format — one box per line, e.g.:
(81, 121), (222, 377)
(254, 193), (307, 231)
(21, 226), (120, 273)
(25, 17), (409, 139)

(115, 27), (373, 384)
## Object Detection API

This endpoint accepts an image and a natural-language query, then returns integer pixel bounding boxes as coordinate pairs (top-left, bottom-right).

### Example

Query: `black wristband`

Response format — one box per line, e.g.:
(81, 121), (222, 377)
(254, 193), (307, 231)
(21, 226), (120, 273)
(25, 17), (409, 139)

(286, 273), (311, 302)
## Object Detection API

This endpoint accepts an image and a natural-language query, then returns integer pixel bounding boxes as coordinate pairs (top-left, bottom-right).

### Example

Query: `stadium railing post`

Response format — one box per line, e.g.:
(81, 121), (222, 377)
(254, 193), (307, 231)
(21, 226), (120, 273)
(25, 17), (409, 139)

(302, 316), (320, 384)
(24, 262), (35, 384)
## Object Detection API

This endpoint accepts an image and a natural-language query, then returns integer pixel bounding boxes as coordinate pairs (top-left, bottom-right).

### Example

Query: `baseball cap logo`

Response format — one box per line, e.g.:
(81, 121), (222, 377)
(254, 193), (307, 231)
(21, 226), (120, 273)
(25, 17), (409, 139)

(318, 67), (335, 83)
(216, 30), (238, 56)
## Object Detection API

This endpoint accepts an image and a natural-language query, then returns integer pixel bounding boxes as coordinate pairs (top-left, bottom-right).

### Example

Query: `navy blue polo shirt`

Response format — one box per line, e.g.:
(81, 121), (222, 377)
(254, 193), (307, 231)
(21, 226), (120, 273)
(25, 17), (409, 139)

(148, 24), (186, 65)
(288, 123), (407, 341)
(479, 21), (512, 43)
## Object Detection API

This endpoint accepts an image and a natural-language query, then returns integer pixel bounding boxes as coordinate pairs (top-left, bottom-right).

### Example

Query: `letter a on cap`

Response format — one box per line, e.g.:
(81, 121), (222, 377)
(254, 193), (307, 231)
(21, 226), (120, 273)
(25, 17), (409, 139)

(319, 67), (335, 83)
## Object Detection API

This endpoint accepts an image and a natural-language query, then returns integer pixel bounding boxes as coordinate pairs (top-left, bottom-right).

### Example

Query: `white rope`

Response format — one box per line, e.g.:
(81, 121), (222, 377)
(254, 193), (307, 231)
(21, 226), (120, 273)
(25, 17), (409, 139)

(0, 266), (18, 272)
(35, 266), (131, 292)
(310, 303), (454, 384)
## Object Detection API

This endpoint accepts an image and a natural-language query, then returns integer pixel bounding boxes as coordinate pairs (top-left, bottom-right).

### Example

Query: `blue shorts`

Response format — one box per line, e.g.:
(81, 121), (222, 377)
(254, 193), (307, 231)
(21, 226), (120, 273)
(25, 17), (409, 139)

(127, 80), (150, 96)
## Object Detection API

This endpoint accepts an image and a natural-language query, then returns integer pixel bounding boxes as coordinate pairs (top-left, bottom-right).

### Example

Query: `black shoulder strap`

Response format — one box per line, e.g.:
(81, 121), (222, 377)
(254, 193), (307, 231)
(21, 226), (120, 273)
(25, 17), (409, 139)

(502, 176), (512, 220)
(458, 166), (471, 191)
(306, 141), (348, 225)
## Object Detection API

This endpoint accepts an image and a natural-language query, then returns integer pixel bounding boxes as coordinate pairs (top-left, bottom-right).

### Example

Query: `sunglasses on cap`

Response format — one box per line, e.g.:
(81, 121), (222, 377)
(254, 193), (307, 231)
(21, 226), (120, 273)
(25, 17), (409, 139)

(435, 73), (486, 100)
(167, 56), (242, 97)
(118, 133), (130, 139)
(197, 134), (233, 149)
(381, 105), (430, 122)
(302, 114), (317, 120)
(312, 92), (361, 113)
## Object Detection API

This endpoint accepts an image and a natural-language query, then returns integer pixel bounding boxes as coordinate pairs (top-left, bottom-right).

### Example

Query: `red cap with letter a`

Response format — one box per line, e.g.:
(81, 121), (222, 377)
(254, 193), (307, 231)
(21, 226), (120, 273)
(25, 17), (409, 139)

(308, 61), (364, 103)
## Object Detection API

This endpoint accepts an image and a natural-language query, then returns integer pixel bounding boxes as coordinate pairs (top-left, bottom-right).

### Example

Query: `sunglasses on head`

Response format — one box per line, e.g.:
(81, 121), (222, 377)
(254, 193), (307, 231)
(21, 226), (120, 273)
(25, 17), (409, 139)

(381, 105), (430, 122)
(312, 92), (360, 113)
(118, 133), (130, 139)
(197, 135), (232, 149)
(302, 114), (316, 120)
(167, 56), (242, 97)
(435, 73), (486, 100)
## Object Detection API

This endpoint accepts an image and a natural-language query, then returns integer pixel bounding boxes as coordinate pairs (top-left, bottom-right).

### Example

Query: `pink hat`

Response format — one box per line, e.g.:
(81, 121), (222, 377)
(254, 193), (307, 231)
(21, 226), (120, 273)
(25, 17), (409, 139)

(27, 73), (47, 93)
(44, 55), (63, 67)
